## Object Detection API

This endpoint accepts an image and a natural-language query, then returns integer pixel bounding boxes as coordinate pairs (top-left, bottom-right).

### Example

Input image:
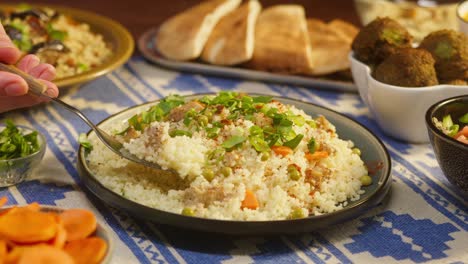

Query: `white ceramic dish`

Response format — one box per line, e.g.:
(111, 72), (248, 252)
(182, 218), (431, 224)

(457, 0), (468, 34)
(349, 52), (468, 143)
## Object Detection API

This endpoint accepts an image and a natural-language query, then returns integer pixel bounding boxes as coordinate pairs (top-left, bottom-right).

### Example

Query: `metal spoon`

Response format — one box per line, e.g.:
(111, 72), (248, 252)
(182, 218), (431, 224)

(0, 62), (166, 170)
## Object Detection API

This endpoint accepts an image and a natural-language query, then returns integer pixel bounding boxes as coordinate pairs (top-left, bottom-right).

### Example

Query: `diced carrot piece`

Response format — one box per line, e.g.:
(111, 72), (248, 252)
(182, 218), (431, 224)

(305, 151), (329, 162)
(0, 209), (57, 243)
(0, 197), (7, 208)
(59, 209), (97, 242)
(454, 126), (468, 139)
(241, 190), (259, 210)
(6, 245), (74, 264)
(271, 146), (293, 157)
(63, 237), (108, 264)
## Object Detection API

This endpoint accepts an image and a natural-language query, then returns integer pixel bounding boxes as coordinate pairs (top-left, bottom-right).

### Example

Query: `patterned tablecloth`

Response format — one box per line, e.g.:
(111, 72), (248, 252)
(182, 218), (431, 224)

(0, 57), (466, 264)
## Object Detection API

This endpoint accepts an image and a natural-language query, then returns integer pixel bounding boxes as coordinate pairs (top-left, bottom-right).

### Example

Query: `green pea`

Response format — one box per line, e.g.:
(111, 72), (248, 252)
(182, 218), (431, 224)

(352, 148), (361, 156)
(198, 115), (209, 126)
(261, 151), (270, 161)
(181, 208), (195, 216)
(288, 165), (301, 181)
(360, 175), (372, 186)
(221, 166), (232, 177)
(289, 208), (305, 219)
(203, 168), (215, 181)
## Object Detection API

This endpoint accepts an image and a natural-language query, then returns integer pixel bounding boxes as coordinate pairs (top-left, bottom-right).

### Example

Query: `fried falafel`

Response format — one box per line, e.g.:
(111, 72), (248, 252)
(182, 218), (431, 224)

(352, 17), (413, 65)
(374, 48), (438, 87)
(419, 30), (468, 83)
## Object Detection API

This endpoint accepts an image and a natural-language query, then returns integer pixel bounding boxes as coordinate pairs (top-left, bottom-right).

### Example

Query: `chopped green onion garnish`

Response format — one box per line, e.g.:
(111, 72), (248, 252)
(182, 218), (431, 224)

(307, 137), (316, 154)
(222, 136), (246, 150)
(78, 133), (93, 150)
(459, 113), (468, 124)
(283, 134), (304, 150)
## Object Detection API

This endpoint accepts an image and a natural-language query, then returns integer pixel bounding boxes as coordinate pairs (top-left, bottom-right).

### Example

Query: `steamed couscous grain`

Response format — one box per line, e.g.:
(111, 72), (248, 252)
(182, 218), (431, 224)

(86, 92), (369, 221)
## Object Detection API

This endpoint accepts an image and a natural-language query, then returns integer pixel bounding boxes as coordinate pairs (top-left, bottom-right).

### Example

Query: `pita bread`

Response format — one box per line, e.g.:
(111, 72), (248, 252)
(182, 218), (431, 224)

(246, 5), (314, 74)
(307, 19), (358, 75)
(156, 0), (241, 61)
(201, 0), (261, 66)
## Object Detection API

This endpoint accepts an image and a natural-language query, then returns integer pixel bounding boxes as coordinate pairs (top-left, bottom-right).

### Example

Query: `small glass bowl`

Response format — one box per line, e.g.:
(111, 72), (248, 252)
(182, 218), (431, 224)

(0, 126), (46, 187)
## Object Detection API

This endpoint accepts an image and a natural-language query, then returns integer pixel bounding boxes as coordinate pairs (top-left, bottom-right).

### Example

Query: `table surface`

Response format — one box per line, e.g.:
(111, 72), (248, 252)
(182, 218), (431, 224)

(1, 1), (467, 264)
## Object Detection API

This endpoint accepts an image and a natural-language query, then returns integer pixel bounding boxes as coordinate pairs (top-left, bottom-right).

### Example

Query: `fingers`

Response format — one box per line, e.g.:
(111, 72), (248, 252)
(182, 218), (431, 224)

(0, 24), (21, 64)
(29, 63), (56, 81)
(0, 72), (28, 96)
(39, 79), (59, 98)
(17, 54), (41, 73)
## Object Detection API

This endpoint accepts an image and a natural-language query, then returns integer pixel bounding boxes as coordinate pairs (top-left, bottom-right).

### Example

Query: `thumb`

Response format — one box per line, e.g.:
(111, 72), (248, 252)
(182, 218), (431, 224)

(0, 24), (21, 64)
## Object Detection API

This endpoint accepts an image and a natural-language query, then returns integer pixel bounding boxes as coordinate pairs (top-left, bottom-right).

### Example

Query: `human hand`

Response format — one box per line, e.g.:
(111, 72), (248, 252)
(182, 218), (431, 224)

(0, 23), (59, 113)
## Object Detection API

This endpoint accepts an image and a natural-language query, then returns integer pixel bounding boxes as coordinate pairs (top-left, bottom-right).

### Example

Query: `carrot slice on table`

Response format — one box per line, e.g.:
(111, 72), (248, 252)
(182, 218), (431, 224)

(63, 237), (108, 264)
(271, 145), (293, 157)
(305, 151), (329, 162)
(6, 245), (74, 264)
(59, 209), (97, 242)
(0, 209), (57, 243)
(241, 190), (259, 210)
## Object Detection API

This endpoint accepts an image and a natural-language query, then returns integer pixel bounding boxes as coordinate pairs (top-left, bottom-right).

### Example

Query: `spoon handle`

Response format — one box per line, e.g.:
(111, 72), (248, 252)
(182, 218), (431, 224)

(0, 62), (49, 97)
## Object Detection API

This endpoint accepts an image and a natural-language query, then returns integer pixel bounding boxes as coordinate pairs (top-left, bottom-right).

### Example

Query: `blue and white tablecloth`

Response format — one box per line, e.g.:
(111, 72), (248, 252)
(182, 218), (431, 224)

(0, 57), (467, 264)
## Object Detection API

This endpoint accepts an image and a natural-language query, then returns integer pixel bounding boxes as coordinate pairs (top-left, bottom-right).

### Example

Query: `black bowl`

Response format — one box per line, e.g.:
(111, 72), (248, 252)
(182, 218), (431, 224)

(425, 95), (468, 195)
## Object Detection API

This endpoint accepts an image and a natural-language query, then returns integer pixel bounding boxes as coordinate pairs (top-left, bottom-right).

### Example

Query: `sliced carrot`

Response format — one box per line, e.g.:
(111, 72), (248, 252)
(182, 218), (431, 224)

(63, 237), (108, 264)
(0, 240), (7, 261)
(59, 209), (97, 242)
(271, 145), (293, 157)
(0, 197), (7, 208)
(6, 245), (74, 264)
(241, 190), (259, 210)
(305, 151), (329, 162)
(0, 208), (57, 244)
(48, 224), (67, 249)
(23, 202), (40, 212)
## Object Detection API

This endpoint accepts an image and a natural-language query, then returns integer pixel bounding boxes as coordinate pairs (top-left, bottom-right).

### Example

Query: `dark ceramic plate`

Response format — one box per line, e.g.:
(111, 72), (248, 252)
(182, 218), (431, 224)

(77, 94), (392, 235)
(138, 27), (357, 93)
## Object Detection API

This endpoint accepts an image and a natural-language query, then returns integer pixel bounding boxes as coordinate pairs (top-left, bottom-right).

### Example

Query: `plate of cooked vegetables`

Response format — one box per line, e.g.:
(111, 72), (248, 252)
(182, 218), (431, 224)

(0, 197), (113, 263)
(77, 92), (392, 234)
(0, 4), (134, 87)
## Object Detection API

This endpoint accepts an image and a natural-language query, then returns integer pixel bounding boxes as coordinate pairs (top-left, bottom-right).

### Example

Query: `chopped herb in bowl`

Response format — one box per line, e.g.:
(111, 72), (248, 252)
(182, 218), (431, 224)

(0, 120), (46, 187)
(0, 119), (40, 159)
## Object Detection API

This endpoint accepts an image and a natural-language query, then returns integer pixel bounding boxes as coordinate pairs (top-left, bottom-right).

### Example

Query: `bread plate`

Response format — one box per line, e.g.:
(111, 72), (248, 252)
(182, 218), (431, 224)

(138, 27), (357, 93)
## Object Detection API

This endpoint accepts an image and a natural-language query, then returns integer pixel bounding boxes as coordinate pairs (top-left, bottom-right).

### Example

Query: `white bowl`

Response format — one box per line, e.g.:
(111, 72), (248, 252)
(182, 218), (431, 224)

(457, 0), (468, 34)
(349, 52), (468, 143)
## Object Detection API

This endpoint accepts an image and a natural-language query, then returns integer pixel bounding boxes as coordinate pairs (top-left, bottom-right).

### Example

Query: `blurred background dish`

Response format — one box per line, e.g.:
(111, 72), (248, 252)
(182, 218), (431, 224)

(354, 0), (459, 42)
(457, 0), (468, 34)
(0, 4), (134, 88)
(425, 95), (468, 195)
(350, 52), (468, 143)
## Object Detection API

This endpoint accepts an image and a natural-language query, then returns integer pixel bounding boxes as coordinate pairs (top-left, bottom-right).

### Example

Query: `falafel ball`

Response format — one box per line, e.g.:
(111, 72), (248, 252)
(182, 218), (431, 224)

(419, 30), (468, 83)
(374, 48), (438, 87)
(352, 17), (413, 65)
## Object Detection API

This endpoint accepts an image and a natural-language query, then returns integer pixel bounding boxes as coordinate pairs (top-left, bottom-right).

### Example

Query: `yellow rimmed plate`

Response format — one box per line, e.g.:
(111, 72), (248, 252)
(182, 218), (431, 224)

(0, 4), (134, 88)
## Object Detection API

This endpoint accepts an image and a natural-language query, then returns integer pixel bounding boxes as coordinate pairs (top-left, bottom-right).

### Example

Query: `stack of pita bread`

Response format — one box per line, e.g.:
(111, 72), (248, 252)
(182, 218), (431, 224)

(155, 0), (358, 76)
